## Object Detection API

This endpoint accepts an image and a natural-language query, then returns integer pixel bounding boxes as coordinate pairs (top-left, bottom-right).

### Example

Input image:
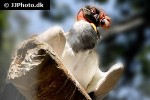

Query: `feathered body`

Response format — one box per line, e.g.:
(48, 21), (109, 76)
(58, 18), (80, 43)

(38, 6), (123, 99)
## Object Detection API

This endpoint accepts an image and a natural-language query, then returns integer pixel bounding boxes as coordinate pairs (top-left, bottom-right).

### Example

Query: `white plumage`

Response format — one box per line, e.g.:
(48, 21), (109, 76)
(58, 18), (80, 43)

(38, 20), (124, 99)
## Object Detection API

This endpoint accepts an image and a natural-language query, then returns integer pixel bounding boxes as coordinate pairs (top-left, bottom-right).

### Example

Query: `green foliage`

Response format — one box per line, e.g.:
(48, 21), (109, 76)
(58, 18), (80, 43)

(0, 11), (9, 30)
(94, 0), (108, 3)
(138, 45), (150, 77)
(41, 0), (72, 22)
(117, 0), (126, 4)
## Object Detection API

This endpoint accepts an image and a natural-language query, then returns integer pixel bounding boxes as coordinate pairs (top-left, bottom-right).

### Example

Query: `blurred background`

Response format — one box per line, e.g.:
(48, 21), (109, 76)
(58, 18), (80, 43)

(0, 0), (150, 100)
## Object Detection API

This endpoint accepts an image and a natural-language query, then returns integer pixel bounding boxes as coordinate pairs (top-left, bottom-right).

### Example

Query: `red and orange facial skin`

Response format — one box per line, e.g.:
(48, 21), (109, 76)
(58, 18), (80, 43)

(77, 9), (91, 23)
(76, 7), (111, 30)
(99, 12), (111, 30)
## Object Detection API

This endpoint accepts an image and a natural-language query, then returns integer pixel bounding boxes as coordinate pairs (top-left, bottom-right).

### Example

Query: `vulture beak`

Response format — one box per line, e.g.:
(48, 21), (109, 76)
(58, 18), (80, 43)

(90, 23), (97, 33)
(90, 23), (100, 40)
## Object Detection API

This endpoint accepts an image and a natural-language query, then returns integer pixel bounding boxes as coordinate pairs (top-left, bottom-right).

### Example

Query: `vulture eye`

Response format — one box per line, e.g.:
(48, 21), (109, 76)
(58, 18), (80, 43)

(91, 8), (96, 14)
(91, 10), (95, 13)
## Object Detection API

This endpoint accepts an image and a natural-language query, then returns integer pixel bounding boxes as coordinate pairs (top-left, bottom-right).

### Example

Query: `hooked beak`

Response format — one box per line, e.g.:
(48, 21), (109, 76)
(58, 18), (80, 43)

(90, 23), (100, 40)
(90, 23), (97, 32)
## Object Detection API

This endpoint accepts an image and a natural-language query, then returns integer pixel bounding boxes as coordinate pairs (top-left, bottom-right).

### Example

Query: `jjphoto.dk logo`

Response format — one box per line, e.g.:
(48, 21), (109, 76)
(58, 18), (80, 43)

(1, 0), (50, 10)
(4, 3), (9, 8)
(4, 2), (44, 8)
